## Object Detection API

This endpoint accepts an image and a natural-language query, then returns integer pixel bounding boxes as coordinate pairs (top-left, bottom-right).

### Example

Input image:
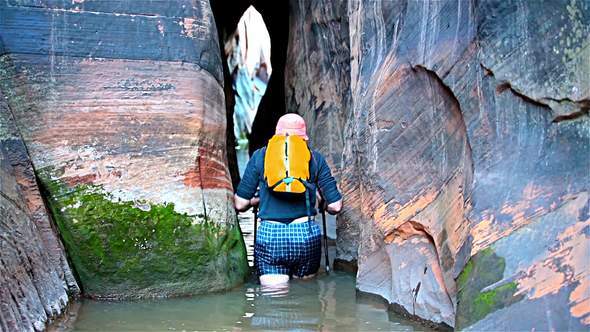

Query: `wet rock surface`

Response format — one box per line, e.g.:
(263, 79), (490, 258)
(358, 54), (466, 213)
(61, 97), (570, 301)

(1, 90), (79, 331)
(0, 0), (247, 300)
(291, 0), (589, 329)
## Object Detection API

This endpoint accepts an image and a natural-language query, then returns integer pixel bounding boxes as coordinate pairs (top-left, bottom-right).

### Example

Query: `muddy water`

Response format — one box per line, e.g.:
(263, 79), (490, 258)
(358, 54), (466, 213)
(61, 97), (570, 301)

(66, 212), (428, 331)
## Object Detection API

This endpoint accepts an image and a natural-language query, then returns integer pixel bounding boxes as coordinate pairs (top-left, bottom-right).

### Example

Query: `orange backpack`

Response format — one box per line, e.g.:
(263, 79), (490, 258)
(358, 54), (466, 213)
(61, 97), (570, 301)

(263, 134), (315, 220)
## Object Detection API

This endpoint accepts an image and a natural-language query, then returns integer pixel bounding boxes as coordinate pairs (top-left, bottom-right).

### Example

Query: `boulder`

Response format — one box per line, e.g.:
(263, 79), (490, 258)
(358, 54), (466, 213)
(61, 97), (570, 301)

(0, 0), (248, 299)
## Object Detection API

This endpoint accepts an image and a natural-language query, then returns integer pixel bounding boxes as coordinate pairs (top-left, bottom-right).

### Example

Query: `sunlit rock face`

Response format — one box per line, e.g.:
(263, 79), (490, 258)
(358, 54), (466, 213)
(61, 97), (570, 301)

(225, 6), (271, 176)
(1, 90), (80, 331)
(291, 0), (589, 329)
(0, 0), (248, 299)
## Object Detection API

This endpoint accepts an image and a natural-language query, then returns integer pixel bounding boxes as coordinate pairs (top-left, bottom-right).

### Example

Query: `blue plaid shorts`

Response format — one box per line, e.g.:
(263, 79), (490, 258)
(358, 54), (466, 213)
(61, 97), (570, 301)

(255, 220), (322, 277)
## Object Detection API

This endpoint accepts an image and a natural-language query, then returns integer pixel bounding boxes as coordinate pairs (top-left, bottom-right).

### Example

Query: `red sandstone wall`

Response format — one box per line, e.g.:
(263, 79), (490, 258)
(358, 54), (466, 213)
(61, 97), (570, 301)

(289, 0), (589, 329)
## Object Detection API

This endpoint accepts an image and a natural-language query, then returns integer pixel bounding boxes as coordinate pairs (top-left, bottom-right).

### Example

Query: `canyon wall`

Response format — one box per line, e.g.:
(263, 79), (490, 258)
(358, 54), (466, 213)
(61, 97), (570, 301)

(285, 0), (357, 268)
(1, 0), (588, 330)
(290, 0), (589, 329)
(0, 0), (248, 301)
(1, 88), (79, 331)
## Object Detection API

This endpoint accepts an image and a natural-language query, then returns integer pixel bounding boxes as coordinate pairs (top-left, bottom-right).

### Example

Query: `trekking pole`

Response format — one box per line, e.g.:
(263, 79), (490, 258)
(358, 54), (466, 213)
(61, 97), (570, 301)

(252, 203), (259, 274)
(320, 199), (330, 274)
(252, 190), (259, 261)
(253, 204), (258, 244)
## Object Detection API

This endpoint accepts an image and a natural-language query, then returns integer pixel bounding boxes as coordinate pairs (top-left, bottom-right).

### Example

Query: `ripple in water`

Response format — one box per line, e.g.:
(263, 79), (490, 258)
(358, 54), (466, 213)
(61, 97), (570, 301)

(67, 272), (428, 331)
(64, 212), (430, 331)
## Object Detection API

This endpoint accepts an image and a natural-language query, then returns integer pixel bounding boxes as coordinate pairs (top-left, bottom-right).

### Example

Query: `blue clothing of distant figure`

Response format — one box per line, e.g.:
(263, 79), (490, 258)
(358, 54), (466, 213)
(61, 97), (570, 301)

(236, 147), (342, 223)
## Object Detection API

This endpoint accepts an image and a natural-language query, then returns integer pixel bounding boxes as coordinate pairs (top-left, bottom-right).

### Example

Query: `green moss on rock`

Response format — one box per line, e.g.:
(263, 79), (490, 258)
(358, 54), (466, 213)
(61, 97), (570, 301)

(455, 248), (523, 329)
(471, 282), (519, 323)
(37, 167), (248, 299)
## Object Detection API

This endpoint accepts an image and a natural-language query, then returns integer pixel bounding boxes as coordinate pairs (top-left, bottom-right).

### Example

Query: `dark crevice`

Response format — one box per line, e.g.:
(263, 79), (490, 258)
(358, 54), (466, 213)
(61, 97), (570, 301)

(480, 63), (551, 109)
(211, 0), (289, 188)
(495, 81), (552, 109)
(550, 98), (590, 123)
(552, 109), (589, 123)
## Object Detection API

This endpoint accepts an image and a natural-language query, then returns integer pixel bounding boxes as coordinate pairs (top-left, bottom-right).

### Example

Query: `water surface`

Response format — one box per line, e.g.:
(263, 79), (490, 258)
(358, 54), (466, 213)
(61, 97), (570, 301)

(68, 212), (428, 331)
(71, 272), (425, 331)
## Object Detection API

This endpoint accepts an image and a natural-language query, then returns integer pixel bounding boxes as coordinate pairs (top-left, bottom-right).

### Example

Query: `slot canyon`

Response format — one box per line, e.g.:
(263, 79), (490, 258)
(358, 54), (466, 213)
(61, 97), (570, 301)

(0, 0), (588, 331)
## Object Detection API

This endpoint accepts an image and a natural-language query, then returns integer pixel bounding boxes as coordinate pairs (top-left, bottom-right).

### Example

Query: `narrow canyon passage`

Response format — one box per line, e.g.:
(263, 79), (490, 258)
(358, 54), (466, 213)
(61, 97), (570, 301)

(1, 0), (588, 331)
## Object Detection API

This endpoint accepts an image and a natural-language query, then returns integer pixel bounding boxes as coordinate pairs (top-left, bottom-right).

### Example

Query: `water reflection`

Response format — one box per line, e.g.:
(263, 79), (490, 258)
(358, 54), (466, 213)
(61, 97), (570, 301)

(245, 281), (319, 330)
(70, 272), (427, 331)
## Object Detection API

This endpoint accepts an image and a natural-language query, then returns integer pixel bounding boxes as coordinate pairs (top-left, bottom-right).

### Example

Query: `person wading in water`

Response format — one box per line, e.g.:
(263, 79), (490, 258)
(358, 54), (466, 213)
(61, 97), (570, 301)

(234, 113), (342, 287)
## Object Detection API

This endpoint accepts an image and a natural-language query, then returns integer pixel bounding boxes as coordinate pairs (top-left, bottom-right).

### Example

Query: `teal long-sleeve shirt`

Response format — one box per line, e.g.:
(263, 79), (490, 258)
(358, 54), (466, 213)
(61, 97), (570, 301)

(236, 147), (342, 223)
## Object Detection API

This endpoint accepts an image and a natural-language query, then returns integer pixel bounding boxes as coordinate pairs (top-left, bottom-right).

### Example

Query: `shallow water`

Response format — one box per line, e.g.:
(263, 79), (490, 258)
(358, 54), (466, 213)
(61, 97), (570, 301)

(67, 212), (428, 331)
(70, 272), (426, 331)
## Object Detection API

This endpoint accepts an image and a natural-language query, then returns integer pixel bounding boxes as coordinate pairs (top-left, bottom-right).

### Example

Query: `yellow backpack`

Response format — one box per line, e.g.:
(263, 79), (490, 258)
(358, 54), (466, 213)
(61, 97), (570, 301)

(264, 134), (311, 194)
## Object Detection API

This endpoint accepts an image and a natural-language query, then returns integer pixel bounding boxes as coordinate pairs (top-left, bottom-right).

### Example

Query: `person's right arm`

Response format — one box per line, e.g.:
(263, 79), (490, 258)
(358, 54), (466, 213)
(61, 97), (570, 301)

(327, 199), (342, 214)
(234, 150), (261, 212)
(315, 153), (343, 214)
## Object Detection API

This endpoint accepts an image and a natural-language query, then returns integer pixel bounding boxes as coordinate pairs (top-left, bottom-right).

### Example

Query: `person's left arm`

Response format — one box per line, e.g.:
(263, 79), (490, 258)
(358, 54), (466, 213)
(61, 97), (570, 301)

(234, 150), (261, 212)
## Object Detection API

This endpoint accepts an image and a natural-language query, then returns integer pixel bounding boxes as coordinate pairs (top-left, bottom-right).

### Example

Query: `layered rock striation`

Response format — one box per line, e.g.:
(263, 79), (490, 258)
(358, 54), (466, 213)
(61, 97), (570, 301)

(284, 0), (355, 267)
(0, 0), (248, 300)
(290, 0), (589, 329)
(1, 89), (79, 331)
(1, 0), (588, 330)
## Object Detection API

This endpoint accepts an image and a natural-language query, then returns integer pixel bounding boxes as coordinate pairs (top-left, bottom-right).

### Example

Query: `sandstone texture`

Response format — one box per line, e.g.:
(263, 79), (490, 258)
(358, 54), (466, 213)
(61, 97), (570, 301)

(1, 0), (588, 330)
(290, 0), (589, 329)
(285, 0), (356, 269)
(1, 89), (79, 331)
(0, 0), (248, 300)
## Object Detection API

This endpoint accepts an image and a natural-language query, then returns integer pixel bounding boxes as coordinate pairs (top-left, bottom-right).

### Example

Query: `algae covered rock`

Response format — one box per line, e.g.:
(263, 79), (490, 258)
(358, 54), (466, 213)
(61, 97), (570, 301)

(0, 0), (248, 299)
(39, 169), (247, 299)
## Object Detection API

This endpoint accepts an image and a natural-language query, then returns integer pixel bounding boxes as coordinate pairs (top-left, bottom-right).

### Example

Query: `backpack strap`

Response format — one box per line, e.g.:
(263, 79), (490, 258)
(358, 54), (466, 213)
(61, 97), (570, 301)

(258, 147), (267, 184)
(311, 150), (321, 184)
(303, 151), (321, 224)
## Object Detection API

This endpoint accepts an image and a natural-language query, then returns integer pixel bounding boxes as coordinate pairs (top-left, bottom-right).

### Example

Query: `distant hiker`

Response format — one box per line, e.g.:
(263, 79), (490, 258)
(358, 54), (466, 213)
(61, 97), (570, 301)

(234, 113), (342, 287)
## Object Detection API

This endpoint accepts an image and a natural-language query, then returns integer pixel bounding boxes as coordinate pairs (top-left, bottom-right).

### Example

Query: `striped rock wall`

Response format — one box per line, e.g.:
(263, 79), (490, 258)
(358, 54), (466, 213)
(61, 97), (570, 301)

(290, 0), (589, 329)
(0, 0), (247, 303)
